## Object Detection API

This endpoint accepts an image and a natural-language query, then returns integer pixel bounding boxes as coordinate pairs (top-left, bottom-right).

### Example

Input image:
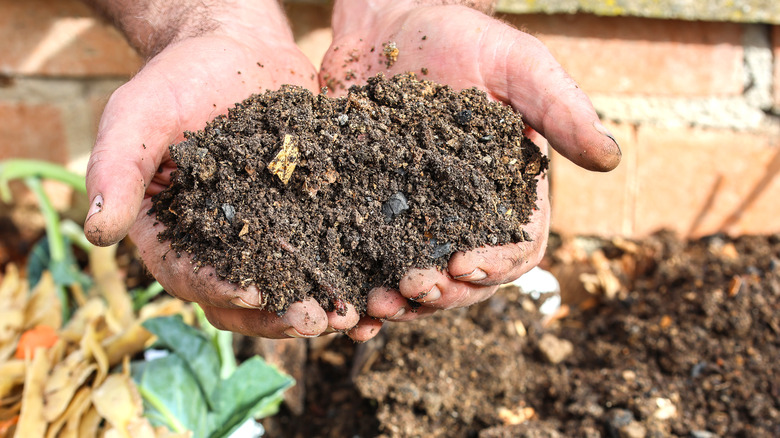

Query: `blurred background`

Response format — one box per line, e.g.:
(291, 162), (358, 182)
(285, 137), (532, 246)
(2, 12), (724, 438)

(1, 0), (779, 244)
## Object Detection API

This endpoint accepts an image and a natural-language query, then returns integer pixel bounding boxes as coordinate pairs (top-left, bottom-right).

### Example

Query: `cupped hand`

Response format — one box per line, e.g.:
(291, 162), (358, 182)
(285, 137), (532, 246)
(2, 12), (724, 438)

(84, 26), (363, 338)
(321, 1), (621, 340)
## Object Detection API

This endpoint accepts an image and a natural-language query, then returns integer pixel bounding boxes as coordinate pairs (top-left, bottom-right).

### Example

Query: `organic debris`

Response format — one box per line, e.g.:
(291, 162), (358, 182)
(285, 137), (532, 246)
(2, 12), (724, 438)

(0, 245), (190, 438)
(265, 232), (780, 437)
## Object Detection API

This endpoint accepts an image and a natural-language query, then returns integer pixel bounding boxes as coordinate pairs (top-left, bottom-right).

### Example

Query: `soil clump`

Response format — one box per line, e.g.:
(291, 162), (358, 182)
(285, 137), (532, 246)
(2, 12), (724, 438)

(152, 73), (547, 314)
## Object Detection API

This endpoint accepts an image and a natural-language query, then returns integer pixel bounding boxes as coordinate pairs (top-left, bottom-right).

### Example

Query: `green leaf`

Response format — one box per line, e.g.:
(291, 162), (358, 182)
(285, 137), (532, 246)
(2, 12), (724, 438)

(142, 316), (221, 409)
(138, 316), (295, 438)
(132, 354), (210, 437)
(206, 356), (295, 438)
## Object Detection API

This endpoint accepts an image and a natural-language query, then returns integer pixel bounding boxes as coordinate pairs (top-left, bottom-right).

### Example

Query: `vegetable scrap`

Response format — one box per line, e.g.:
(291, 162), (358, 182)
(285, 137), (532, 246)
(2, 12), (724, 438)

(0, 246), (191, 438)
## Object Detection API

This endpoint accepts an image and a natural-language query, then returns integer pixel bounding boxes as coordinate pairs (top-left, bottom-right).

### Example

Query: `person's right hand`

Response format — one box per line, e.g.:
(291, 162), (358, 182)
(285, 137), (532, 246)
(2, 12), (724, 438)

(83, 0), (363, 338)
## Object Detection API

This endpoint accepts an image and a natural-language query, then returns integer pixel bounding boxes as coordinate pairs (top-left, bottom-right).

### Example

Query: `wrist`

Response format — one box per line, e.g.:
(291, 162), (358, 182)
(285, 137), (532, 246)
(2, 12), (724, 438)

(84, 0), (293, 59)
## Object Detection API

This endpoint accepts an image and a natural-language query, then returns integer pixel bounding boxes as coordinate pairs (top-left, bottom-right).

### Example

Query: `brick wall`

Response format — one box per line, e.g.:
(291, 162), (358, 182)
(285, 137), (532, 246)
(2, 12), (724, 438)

(1, 0), (778, 239)
(505, 14), (780, 238)
(0, 0), (141, 170)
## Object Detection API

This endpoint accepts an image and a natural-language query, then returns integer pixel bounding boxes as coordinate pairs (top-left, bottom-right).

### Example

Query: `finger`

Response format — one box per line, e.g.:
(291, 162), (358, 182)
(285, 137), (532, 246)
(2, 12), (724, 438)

(481, 22), (621, 171)
(347, 317), (384, 342)
(398, 269), (500, 310)
(447, 242), (541, 286)
(200, 298), (329, 338)
(84, 75), (180, 246)
(365, 286), (438, 321)
(446, 219), (549, 287)
(326, 303), (361, 332)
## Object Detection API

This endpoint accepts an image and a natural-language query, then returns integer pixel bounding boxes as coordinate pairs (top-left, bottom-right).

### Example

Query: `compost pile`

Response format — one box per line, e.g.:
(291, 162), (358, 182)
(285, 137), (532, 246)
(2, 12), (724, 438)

(261, 232), (780, 438)
(152, 73), (547, 314)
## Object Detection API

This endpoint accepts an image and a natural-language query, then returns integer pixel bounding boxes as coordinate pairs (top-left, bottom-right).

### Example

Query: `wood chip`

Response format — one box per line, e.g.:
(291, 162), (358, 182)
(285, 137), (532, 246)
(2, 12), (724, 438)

(267, 134), (299, 185)
(728, 275), (743, 297)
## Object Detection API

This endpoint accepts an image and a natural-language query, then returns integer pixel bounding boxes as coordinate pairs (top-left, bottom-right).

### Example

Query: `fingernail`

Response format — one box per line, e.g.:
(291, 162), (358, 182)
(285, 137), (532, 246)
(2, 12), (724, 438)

(389, 308), (406, 320)
(86, 194), (103, 220)
(414, 285), (441, 302)
(454, 268), (487, 282)
(284, 327), (318, 338)
(593, 121), (620, 149)
(230, 297), (257, 309)
(230, 286), (264, 309)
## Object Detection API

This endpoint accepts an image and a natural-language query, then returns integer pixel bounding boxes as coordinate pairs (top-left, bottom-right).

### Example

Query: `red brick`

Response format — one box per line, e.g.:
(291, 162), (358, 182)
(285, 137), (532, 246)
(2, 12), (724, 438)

(0, 0), (141, 77)
(550, 121), (636, 237)
(773, 26), (780, 110)
(0, 103), (68, 163)
(0, 103), (72, 214)
(634, 126), (780, 238)
(501, 14), (744, 97)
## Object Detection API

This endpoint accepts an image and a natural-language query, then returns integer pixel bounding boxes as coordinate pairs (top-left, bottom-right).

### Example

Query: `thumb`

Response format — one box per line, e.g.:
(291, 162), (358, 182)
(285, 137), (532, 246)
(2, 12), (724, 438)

(482, 23), (621, 172)
(84, 77), (180, 246)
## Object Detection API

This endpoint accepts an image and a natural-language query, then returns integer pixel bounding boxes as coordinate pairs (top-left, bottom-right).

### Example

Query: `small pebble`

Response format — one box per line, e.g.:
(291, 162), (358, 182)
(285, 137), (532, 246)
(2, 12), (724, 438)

(619, 422), (647, 438)
(336, 114), (349, 126)
(455, 110), (472, 125)
(605, 409), (637, 438)
(538, 333), (573, 364)
(221, 203), (236, 222)
(381, 192), (409, 223)
(690, 361), (708, 378)
(429, 241), (452, 259)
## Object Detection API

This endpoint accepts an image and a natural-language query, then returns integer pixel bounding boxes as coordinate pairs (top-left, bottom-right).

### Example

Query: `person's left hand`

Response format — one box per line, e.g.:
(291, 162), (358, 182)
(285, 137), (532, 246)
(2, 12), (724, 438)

(320, 0), (620, 341)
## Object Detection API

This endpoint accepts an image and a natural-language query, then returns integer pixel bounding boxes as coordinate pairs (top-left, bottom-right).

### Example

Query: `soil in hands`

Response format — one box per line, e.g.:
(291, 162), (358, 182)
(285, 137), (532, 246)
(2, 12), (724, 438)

(151, 73), (547, 315)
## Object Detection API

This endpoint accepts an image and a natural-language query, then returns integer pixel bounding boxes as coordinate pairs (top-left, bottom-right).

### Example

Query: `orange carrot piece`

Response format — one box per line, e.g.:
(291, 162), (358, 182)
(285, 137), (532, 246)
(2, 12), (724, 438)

(0, 415), (19, 435)
(14, 325), (58, 359)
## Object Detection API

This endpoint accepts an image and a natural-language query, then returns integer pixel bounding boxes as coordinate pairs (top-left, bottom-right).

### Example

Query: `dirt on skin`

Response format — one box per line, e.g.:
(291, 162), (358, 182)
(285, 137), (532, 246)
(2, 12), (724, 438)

(151, 73), (547, 315)
(260, 232), (780, 438)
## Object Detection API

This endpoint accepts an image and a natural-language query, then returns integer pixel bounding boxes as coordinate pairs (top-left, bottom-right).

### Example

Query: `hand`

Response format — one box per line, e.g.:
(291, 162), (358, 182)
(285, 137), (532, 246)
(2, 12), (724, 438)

(84, 0), (362, 338)
(321, 0), (621, 340)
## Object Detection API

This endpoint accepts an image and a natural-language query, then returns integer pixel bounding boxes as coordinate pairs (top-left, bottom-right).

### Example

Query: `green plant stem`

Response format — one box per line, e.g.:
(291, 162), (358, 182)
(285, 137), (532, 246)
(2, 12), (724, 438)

(215, 330), (237, 380)
(137, 385), (188, 434)
(25, 177), (66, 262)
(194, 304), (237, 379)
(0, 159), (86, 203)
(132, 281), (166, 311)
(25, 176), (70, 322)
(60, 219), (93, 253)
